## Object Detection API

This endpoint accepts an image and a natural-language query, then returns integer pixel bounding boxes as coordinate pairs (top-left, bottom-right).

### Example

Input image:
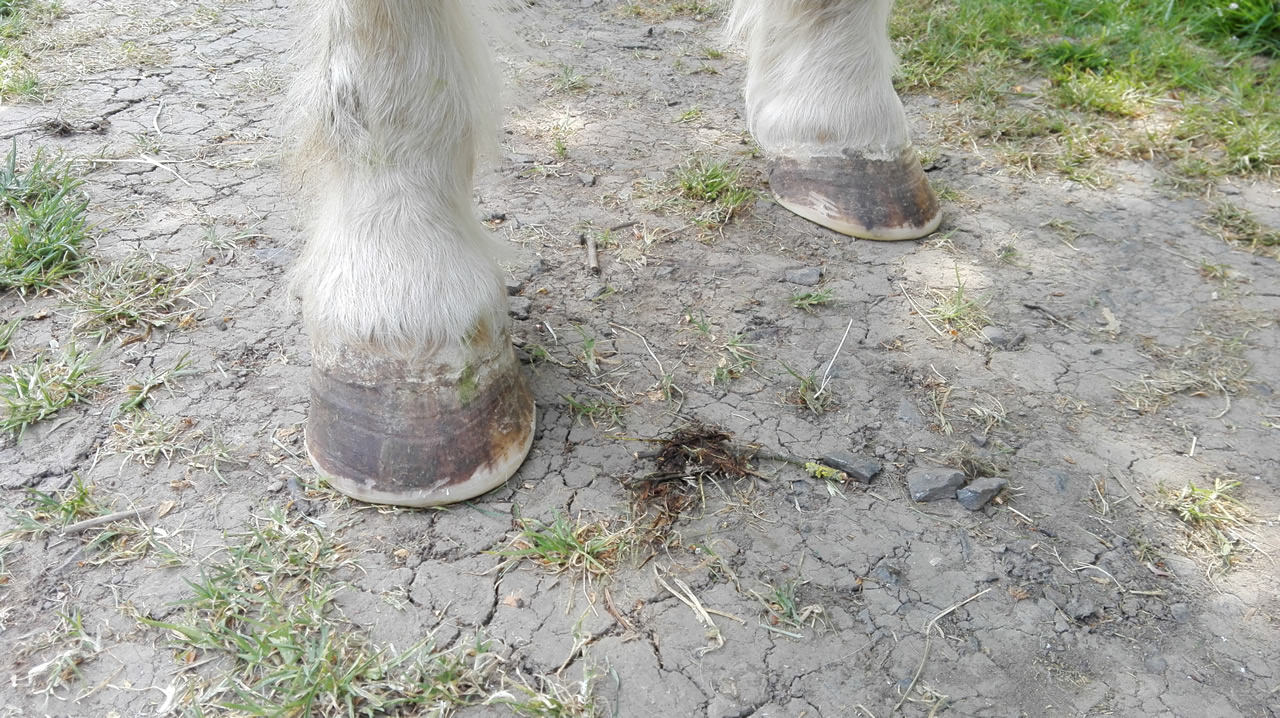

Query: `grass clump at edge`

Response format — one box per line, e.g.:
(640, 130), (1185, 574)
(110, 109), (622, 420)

(891, 0), (1280, 179)
(0, 143), (90, 293)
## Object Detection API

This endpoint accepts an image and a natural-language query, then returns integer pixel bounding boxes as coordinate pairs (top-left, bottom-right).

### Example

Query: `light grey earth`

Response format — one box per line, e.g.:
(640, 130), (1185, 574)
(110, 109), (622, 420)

(2, 1), (1279, 716)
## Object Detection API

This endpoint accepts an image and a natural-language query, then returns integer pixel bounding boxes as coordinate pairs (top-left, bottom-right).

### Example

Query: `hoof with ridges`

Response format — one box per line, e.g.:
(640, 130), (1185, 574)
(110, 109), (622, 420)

(306, 325), (535, 507)
(769, 146), (941, 241)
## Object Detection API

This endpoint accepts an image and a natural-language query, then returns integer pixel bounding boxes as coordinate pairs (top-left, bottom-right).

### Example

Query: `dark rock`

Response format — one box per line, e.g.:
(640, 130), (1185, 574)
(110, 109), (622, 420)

(577, 173), (596, 187)
(980, 325), (1008, 346)
(508, 296), (532, 320)
(782, 266), (822, 286)
(819, 452), (881, 483)
(907, 467), (966, 502)
(504, 276), (524, 295)
(956, 477), (1008, 510)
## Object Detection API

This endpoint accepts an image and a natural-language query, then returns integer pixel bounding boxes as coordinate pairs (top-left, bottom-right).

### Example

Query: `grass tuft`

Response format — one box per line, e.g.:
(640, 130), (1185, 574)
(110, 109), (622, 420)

(145, 509), (596, 715)
(4, 474), (105, 538)
(1200, 201), (1280, 255)
(67, 255), (206, 336)
(1164, 477), (1257, 572)
(790, 288), (835, 313)
(672, 156), (756, 227)
(0, 344), (104, 438)
(496, 513), (631, 581)
(0, 144), (90, 293)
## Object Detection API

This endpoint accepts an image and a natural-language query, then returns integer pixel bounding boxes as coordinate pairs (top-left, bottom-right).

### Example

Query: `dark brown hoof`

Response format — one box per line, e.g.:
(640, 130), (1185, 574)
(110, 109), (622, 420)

(305, 325), (535, 507)
(769, 146), (941, 241)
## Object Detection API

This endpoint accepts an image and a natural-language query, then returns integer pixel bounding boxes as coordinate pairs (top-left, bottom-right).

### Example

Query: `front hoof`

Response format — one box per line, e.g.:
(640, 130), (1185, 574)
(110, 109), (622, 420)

(305, 328), (535, 507)
(769, 146), (941, 241)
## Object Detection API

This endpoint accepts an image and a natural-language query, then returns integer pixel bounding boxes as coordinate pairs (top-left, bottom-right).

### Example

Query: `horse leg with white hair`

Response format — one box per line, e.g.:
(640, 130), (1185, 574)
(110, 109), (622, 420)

(291, 0), (534, 507)
(731, 0), (940, 239)
(290, 0), (937, 507)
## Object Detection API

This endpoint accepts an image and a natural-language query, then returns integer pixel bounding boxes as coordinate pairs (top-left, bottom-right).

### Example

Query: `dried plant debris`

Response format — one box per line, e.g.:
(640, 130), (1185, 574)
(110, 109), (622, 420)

(621, 423), (768, 539)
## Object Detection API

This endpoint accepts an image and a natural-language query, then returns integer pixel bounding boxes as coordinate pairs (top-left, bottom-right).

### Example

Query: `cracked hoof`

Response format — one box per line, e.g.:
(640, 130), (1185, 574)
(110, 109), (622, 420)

(769, 146), (941, 241)
(306, 325), (535, 507)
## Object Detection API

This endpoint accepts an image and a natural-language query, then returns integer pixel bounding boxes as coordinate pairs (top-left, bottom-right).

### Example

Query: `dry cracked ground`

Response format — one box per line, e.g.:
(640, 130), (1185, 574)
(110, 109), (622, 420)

(1, 1), (1279, 716)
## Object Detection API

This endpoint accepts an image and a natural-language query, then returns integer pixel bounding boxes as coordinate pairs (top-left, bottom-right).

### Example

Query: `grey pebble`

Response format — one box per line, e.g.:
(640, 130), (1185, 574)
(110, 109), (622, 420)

(956, 476), (1008, 510)
(782, 266), (822, 286)
(508, 296), (532, 320)
(907, 467), (966, 502)
(819, 452), (881, 484)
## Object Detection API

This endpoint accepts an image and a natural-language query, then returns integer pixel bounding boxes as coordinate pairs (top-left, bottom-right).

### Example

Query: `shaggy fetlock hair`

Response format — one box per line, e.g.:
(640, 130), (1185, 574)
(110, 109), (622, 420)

(288, 0), (512, 354)
(728, 0), (908, 159)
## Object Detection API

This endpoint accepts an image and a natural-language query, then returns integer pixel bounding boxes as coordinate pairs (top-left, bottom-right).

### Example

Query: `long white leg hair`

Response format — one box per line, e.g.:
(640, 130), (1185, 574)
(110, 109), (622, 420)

(728, 0), (908, 159)
(289, 0), (508, 354)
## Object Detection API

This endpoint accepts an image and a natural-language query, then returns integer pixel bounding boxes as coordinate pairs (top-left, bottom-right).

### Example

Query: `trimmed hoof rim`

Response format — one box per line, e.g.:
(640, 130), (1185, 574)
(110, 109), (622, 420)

(769, 146), (941, 241)
(306, 329), (535, 508)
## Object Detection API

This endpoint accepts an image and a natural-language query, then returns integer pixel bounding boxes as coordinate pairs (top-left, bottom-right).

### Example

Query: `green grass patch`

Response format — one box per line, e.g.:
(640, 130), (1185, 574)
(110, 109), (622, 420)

(146, 510), (599, 716)
(67, 256), (205, 337)
(4, 474), (106, 538)
(1200, 201), (1280, 254)
(1164, 476), (1258, 572)
(892, 0), (1280, 179)
(673, 156), (756, 227)
(790, 288), (835, 313)
(496, 513), (633, 581)
(0, 0), (50, 99)
(146, 509), (599, 711)
(0, 144), (90, 293)
(0, 344), (104, 438)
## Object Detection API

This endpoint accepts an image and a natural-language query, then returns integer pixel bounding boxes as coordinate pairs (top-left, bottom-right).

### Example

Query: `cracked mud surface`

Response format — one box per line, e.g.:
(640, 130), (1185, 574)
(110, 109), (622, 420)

(2, 1), (1279, 716)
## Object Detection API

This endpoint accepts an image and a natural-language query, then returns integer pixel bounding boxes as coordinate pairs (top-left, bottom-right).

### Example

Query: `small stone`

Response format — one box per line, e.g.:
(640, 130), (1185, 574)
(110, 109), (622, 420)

(782, 266), (822, 286)
(907, 467), (966, 502)
(980, 325), (1008, 346)
(1169, 603), (1191, 622)
(870, 564), (902, 586)
(819, 452), (881, 484)
(577, 173), (596, 187)
(955, 477), (1008, 510)
(508, 296), (532, 320)
(504, 276), (524, 295)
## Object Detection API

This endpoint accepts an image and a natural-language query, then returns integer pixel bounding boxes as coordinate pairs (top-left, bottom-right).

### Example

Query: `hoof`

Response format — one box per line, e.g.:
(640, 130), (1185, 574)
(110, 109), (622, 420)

(306, 325), (535, 507)
(768, 146), (941, 241)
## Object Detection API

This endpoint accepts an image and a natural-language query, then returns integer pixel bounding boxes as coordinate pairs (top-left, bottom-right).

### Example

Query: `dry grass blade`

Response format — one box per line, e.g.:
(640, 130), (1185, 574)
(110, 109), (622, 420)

(1164, 477), (1260, 572)
(66, 255), (207, 337)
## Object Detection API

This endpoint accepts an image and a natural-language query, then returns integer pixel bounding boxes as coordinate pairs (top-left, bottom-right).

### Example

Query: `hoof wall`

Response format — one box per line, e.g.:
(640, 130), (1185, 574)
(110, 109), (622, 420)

(306, 332), (535, 507)
(769, 147), (941, 241)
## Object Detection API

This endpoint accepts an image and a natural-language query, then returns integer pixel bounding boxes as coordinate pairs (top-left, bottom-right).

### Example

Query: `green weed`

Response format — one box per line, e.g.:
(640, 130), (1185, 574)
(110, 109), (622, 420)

(5, 474), (106, 538)
(790, 288), (835, 313)
(68, 256), (206, 336)
(496, 513), (631, 580)
(0, 144), (90, 293)
(673, 156), (755, 226)
(1165, 477), (1257, 571)
(145, 510), (596, 715)
(0, 344), (104, 438)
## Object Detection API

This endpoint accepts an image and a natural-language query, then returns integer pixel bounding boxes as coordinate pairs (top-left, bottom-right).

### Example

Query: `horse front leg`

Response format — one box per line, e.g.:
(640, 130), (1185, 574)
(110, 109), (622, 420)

(290, 0), (534, 506)
(731, 0), (941, 240)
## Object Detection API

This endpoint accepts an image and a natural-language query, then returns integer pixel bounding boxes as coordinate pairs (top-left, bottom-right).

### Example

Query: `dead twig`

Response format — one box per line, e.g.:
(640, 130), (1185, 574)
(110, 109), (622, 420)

(900, 285), (947, 338)
(581, 232), (600, 275)
(654, 567), (725, 656)
(815, 317), (854, 398)
(60, 507), (152, 536)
